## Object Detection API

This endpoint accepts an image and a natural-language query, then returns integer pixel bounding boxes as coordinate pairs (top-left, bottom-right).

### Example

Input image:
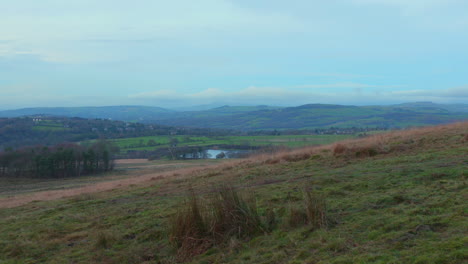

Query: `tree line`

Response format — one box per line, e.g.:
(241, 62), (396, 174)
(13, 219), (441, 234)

(0, 117), (238, 150)
(0, 140), (118, 178)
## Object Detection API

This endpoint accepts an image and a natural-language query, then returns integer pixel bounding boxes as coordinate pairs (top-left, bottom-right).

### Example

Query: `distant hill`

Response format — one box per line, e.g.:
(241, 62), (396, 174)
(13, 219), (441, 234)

(0, 106), (174, 122)
(0, 116), (230, 149)
(0, 103), (466, 130)
(0, 105), (280, 122)
(153, 103), (468, 130)
(394, 102), (468, 113)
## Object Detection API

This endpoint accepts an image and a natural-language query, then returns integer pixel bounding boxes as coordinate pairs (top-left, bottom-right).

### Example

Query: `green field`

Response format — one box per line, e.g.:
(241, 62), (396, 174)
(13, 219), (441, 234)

(32, 120), (70, 132)
(1, 123), (466, 263)
(112, 134), (358, 153)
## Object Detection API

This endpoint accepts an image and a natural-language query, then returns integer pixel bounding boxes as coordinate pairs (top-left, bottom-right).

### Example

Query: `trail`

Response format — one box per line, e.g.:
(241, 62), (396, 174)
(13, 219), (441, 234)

(0, 163), (217, 209)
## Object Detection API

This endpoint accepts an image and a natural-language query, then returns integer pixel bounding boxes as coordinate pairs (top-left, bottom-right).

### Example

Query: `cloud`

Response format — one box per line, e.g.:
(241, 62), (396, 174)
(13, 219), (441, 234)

(390, 87), (468, 98)
(297, 82), (404, 89)
(350, 0), (459, 10)
(350, 0), (468, 30)
(1, 84), (466, 110)
(0, 0), (302, 63)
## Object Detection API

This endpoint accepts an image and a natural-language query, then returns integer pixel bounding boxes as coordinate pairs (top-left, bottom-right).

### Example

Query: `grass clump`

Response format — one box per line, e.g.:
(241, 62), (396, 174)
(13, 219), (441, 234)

(303, 190), (329, 229)
(170, 186), (332, 260)
(169, 187), (264, 261)
(288, 189), (329, 230)
(169, 191), (211, 261)
(94, 231), (117, 249)
(208, 186), (264, 242)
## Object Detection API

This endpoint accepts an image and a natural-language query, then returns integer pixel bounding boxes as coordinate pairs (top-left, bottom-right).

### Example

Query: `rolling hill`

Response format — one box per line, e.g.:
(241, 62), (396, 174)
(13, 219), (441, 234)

(154, 103), (468, 130)
(0, 103), (467, 130)
(0, 106), (174, 122)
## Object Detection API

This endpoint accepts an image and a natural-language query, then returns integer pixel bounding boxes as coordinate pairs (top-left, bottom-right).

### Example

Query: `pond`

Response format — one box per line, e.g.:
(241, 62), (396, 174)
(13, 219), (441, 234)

(180, 149), (251, 159)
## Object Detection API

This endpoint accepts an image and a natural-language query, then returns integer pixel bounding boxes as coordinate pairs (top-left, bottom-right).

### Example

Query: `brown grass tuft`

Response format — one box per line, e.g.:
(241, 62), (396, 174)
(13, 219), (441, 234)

(303, 190), (328, 229)
(287, 207), (308, 228)
(169, 187), (264, 261)
(94, 231), (117, 249)
(333, 143), (347, 156)
(286, 189), (329, 229)
(282, 152), (312, 162)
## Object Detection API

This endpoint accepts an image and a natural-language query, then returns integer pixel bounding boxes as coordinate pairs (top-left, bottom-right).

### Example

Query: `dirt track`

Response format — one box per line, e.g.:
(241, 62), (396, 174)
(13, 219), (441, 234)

(0, 160), (222, 209)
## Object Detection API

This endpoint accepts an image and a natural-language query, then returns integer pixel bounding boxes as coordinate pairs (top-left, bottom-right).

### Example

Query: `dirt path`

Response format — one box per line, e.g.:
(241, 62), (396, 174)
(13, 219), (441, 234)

(0, 163), (218, 209)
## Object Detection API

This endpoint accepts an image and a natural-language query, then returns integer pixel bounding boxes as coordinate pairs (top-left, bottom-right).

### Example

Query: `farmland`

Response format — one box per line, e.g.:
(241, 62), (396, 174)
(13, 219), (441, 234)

(111, 134), (359, 153)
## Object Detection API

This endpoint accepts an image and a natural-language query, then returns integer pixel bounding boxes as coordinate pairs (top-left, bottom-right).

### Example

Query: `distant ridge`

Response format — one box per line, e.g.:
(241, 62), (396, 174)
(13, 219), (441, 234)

(152, 103), (468, 130)
(0, 103), (466, 130)
(0, 105), (174, 121)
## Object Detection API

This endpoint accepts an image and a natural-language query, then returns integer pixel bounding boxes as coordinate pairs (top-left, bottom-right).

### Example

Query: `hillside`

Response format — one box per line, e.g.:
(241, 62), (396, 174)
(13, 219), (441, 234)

(0, 116), (230, 149)
(0, 106), (174, 122)
(154, 103), (468, 130)
(0, 122), (466, 263)
(1, 103), (466, 130)
(0, 105), (279, 123)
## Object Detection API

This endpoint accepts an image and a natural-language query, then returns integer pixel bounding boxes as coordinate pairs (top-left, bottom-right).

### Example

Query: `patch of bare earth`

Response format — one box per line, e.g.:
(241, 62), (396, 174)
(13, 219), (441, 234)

(0, 161), (225, 209)
(115, 159), (150, 164)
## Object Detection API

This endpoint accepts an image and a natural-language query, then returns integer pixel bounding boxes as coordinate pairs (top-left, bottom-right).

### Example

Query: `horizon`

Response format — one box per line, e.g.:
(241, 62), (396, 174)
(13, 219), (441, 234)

(0, 101), (466, 112)
(1, 1), (467, 108)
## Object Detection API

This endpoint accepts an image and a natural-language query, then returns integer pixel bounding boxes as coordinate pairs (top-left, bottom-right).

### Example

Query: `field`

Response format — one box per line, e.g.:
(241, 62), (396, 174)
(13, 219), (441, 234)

(0, 159), (224, 206)
(0, 122), (466, 263)
(111, 134), (358, 153)
(32, 120), (69, 132)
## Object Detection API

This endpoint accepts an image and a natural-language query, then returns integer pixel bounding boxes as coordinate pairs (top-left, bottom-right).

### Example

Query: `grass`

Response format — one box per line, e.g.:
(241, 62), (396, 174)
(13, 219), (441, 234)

(169, 187), (265, 262)
(0, 122), (466, 263)
(110, 134), (357, 153)
(0, 159), (222, 199)
(32, 120), (70, 132)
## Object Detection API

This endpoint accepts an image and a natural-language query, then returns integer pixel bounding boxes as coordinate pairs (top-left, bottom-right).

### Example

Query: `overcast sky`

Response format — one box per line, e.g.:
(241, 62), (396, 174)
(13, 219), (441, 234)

(1, 0), (467, 109)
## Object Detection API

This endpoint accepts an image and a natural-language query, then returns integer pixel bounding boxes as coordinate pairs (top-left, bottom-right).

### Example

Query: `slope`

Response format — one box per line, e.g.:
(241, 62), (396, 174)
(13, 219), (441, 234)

(0, 122), (466, 263)
(155, 103), (468, 130)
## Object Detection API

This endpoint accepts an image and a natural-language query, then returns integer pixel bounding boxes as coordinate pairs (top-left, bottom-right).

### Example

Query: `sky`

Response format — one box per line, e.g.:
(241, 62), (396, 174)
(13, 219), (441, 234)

(1, 0), (467, 109)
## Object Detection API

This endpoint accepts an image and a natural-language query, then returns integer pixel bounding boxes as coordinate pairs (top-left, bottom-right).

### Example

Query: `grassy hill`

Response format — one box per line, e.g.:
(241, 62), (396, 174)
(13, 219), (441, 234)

(154, 104), (468, 130)
(0, 122), (467, 263)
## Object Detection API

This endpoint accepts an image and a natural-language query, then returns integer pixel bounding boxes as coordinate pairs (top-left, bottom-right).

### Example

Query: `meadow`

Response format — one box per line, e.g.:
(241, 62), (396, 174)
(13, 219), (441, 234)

(0, 122), (466, 263)
(112, 134), (357, 153)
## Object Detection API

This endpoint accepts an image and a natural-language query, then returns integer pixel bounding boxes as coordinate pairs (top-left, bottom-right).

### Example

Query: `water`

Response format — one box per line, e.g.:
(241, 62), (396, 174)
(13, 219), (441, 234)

(180, 149), (251, 159)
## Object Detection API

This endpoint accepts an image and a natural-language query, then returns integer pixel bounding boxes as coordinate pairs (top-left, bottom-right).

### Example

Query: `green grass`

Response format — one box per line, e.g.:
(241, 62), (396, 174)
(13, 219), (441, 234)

(32, 120), (70, 132)
(111, 134), (356, 153)
(0, 123), (466, 263)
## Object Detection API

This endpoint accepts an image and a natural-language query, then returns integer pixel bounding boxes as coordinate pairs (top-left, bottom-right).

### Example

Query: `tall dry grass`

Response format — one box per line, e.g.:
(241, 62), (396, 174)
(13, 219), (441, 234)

(287, 189), (329, 229)
(169, 186), (333, 260)
(169, 187), (264, 261)
(247, 121), (468, 164)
